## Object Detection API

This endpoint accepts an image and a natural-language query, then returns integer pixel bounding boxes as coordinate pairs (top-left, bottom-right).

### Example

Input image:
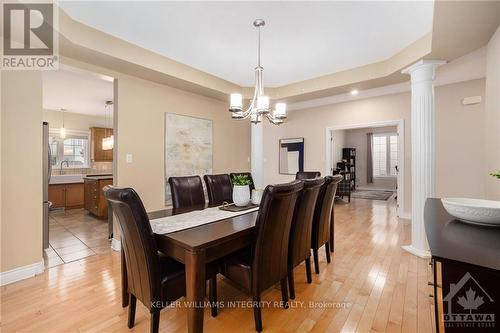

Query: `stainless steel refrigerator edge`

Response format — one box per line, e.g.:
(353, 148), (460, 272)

(43, 122), (52, 249)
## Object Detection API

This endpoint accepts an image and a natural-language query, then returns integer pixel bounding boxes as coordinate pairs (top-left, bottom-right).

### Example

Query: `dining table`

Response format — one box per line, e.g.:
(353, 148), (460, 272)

(120, 204), (259, 333)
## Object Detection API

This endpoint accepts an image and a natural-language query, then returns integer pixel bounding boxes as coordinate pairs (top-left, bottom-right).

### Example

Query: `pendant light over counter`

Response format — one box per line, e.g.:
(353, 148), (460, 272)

(60, 108), (67, 138)
(102, 100), (114, 151)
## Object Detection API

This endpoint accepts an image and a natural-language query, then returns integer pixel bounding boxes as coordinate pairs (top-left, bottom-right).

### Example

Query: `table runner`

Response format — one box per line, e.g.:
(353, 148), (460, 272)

(150, 205), (259, 234)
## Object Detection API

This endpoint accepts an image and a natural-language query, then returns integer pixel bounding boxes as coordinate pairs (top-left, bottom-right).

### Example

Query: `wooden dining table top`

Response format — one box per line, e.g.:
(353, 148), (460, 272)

(148, 204), (259, 251)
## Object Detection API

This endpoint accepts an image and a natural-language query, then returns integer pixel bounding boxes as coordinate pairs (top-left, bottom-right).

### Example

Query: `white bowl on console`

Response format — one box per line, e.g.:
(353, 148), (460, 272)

(441, 198), (500, 227)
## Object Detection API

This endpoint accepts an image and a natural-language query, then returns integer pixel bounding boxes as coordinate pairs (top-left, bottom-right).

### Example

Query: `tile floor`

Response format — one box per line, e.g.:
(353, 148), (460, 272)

(44, 208), (111, 268)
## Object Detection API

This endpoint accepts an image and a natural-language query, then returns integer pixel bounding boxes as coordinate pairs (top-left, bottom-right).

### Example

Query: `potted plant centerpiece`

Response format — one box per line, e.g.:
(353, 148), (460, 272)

(232, 174), (252, 207)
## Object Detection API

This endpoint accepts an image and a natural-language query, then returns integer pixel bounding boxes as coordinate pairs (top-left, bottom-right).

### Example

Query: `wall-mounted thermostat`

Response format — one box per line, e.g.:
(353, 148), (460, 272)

(462, 96), (482, 105)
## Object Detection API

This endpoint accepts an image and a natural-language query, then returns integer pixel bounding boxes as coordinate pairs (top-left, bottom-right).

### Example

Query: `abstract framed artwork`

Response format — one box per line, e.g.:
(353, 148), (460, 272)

(165, 113), (213, 204)
(279, 138), (304, 175)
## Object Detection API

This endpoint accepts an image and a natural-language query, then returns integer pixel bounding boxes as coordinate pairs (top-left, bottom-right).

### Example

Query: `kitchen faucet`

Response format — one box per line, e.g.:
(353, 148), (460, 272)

(59, 160), (69, 174)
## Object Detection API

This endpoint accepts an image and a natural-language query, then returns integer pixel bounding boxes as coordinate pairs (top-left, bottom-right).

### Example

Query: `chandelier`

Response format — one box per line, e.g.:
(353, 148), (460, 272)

(228, 19), (286, 125)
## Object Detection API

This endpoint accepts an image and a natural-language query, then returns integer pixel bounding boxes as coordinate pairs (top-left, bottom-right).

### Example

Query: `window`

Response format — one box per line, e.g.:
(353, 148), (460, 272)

(49, 129), (90, 168)
(372, 133), (398, 177)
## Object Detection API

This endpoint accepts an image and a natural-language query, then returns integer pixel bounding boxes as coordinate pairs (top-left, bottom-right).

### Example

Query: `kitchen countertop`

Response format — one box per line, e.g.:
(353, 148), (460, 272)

(50, 174), (113, 184)
(83, 174), (113, 181)
(424, 198), (500, 271)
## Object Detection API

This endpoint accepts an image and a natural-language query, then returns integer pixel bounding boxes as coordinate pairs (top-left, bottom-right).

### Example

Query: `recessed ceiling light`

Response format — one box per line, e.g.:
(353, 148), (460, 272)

(350, 89), (359, 96)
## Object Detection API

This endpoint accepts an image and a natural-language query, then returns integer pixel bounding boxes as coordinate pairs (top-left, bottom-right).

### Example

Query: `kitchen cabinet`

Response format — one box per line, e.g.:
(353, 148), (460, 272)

(48, 183), (84, 209)
(425, 198), (500, 333)
(65, 183), (85, 209)
(90, 127), (113, 162)
(48, 184), (66, 208)
(84, 177), (113, 219)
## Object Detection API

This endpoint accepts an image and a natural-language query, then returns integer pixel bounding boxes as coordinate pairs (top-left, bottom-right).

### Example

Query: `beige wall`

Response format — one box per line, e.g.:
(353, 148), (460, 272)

(116, 75), (251, 211)
(1, 71), (43, 272)
(263, 79), (486, 216)
(344, 126), (398, 190)
(484, 26), (500, 200)
(435, 80), (486, 199)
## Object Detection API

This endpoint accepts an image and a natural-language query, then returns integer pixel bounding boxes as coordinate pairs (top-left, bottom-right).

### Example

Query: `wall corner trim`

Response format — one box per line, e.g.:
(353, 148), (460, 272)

(111, 238), (121, 252)
(0, 260), (45, 286)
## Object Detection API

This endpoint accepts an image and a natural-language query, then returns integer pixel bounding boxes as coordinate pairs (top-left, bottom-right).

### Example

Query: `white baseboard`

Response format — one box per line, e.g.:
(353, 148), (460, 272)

(402, 245), (431, 258)
(356, 186), (396, 192)
(398, 212), (412, 220)
(111, 238), (121, 252)
(0, 260), (45, 286)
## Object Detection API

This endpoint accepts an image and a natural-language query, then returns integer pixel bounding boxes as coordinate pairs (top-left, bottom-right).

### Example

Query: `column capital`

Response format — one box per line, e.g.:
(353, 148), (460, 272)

(402, 59), (446, 75)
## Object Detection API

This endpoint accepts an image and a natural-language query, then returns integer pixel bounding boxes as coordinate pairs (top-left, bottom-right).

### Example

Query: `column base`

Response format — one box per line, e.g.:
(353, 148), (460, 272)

(402, 245), (431, 258)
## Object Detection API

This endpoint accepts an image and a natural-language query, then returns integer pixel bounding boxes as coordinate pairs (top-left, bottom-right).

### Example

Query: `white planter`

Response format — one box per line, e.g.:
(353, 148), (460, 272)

(233, 185), (250, 207)
(251, 189), (263, 205)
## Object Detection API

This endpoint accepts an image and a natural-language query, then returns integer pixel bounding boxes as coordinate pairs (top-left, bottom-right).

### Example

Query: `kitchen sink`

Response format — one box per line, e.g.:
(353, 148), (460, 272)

(49, 174), (84, 184)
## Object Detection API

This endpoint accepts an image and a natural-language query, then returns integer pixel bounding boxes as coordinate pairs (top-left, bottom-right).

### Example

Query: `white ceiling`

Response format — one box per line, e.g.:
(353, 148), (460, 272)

(42, 68), (114, 116)
(59, 1), (434, 87)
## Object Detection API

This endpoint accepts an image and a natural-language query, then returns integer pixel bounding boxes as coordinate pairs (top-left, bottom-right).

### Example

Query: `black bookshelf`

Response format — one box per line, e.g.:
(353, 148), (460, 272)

(335, 148), (356, 191)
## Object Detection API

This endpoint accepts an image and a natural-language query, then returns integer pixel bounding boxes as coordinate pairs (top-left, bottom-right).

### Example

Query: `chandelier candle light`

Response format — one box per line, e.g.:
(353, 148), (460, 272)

(229, 19), (286, 125)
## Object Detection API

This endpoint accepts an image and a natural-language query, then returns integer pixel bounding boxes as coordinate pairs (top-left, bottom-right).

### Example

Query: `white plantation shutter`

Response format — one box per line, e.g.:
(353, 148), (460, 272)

(372, 133), (398, 177)
(372, 135), (387, 177)
(389, 135), (398, 176)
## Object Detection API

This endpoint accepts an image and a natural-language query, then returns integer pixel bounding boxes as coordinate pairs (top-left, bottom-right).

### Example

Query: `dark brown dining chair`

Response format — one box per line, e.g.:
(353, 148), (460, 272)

(287, 177), (324, 299)
(221, 180), (303, 332)
(168, 176), (205, 209)
(229, 172), (255, 191)
(311, 175), (343, 274)
(295, 171), (321, 180)
(103, 186), (218, 333)
(203, 174), (233, 205)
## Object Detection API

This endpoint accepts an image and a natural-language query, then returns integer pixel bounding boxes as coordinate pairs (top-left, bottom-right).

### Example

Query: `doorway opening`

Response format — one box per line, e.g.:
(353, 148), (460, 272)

(42, 65), (117, 268)
(325, 120), (406, 217)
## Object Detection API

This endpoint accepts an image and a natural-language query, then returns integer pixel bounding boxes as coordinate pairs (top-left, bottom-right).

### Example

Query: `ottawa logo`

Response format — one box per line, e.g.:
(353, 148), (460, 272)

(443, 272), (495, 329)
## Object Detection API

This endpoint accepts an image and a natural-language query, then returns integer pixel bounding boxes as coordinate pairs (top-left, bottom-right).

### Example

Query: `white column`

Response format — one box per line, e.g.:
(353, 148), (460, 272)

(402, 60), (445, 258)
(251, 122), (264, 189)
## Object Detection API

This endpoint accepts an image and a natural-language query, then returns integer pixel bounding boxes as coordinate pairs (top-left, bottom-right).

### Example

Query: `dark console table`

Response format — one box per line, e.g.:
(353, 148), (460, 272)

(425, 198), (500, 333)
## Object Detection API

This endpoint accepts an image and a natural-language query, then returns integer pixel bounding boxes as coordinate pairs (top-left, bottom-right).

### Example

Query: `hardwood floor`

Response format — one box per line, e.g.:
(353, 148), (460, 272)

(0, 198), (435, 333)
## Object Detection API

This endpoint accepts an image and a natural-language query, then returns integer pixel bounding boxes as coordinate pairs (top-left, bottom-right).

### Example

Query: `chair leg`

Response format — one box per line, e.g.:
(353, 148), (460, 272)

(150, 310), (160, 333)
(305, 257), (312, 283)
(128, 294), (136, 328)
(253, 294), (263, 332)
(121, 249), (129, 308)
(209, 276), (218, 317)
(287, 268), (295, 300)
(313, 248), (320, 274)
(325, 242), (331, 263)
(330, 209), (335, 253)
(280, 278), (289, 309)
